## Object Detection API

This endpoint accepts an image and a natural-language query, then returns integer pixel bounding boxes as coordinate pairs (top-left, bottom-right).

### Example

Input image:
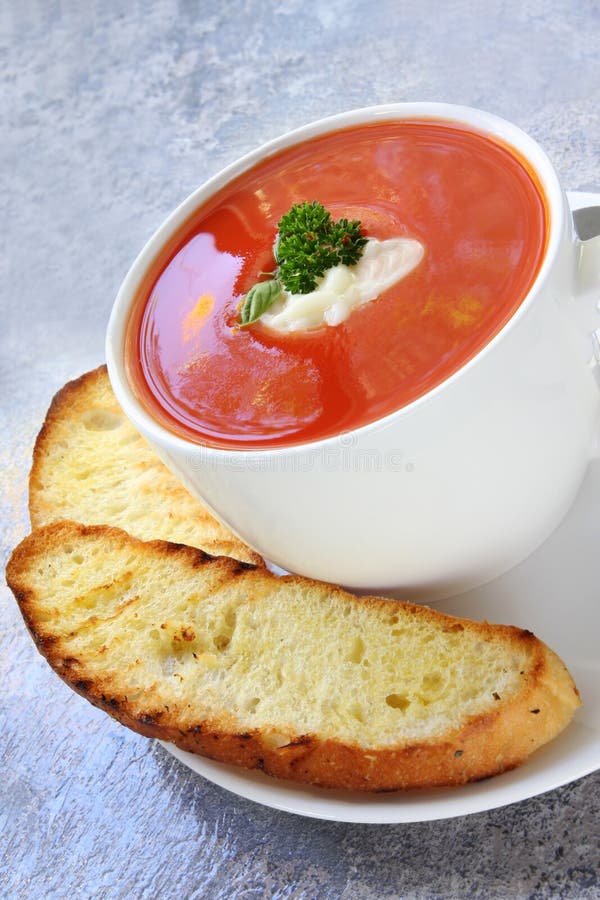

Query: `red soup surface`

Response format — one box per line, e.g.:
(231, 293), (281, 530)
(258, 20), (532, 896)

(127, 120), (547, 449)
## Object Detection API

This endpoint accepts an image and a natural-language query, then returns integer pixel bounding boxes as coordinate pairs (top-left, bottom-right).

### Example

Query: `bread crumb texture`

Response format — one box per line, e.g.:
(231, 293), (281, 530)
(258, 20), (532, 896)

(28, 366), (261, 565)
(7, 522), (580, 790)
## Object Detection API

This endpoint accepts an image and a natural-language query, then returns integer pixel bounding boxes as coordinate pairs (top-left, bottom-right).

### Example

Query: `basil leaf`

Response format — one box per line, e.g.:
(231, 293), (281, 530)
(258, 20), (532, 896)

(239, 279), (283, 326)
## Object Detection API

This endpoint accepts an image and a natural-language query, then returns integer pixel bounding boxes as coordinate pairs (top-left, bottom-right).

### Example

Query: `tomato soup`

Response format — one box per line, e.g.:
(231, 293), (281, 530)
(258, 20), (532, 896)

(126, 120), (547, 449)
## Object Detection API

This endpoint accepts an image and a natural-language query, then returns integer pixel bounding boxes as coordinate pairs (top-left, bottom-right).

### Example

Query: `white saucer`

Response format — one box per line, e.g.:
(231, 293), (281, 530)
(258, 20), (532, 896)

(161, 193), (600, 823)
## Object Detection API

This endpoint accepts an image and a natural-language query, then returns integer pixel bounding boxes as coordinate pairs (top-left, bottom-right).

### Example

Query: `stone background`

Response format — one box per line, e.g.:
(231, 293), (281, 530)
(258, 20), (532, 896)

(1, 1), (599, 897)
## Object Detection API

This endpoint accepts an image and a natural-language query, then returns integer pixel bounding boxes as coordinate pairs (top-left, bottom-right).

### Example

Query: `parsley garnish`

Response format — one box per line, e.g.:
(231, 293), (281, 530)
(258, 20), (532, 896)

(239, 201), (367, 326)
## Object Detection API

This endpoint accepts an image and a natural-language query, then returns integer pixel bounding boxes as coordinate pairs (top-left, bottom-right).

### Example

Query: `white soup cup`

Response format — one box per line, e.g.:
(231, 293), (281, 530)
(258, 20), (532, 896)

(107, 103), (600, 600)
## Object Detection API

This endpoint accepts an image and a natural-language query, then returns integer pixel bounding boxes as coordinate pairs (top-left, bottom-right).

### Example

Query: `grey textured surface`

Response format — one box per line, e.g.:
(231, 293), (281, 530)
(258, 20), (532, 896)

(1, 1), (599, 897)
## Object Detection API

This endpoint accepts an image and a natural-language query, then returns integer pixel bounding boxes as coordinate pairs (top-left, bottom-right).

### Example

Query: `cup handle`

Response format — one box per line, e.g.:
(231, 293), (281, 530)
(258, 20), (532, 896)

(571, 196), (600, 290)
(567, 192), (600, 458)
(568, 191), (600, 358)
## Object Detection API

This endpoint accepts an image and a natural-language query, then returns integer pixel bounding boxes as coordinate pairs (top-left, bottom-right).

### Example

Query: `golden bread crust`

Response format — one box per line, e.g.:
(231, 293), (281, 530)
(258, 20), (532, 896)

(29, 366), (262, 566)
(6, 521), (580, 791)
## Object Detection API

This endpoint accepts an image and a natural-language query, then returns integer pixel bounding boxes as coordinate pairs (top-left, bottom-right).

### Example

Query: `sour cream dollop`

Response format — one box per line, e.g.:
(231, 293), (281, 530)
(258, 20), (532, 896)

(259, 237), (424, 332)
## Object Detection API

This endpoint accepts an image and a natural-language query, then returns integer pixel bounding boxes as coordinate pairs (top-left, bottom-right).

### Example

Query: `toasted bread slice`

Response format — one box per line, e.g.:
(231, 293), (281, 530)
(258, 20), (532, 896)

(6, 521), (580, 791)
(29, 366), (261, 566)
